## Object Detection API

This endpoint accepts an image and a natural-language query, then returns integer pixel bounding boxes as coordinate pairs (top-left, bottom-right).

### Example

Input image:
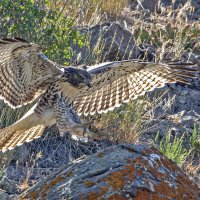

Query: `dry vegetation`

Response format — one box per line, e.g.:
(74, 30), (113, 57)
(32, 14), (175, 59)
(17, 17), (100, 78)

(49, 0), (130, 25)
(0, 0), (200, 191)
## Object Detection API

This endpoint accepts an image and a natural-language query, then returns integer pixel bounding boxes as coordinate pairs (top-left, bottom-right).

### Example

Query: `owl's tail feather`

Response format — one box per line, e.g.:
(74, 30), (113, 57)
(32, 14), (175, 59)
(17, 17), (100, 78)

(0, 124), (45, 152)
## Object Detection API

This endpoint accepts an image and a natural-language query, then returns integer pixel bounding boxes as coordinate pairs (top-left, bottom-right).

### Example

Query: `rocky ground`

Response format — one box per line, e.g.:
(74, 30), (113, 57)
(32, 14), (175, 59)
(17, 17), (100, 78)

(0, 0), (199, 199)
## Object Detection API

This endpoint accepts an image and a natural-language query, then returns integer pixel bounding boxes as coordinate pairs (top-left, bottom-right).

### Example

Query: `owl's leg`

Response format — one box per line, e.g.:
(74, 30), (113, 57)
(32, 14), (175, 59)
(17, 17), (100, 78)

(70, 123), (94, 137)
(54, 98), (94, 138)
(56, 116), (94, 138)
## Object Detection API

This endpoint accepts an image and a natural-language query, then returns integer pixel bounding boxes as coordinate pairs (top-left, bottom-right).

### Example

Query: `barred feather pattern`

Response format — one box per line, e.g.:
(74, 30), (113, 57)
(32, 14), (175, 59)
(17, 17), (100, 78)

(0, 38), (199, 152)
(0, 38), (63, 108)
(74, 61), (198, 116)
(0, 82), (83, 152)
(0, 125), (45, 152)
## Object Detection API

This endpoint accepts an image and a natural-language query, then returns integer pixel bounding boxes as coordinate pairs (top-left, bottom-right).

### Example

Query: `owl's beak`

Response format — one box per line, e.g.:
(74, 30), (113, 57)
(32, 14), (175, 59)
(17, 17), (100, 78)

(87, 82), (92, 88)
(85, 80), (92, 88)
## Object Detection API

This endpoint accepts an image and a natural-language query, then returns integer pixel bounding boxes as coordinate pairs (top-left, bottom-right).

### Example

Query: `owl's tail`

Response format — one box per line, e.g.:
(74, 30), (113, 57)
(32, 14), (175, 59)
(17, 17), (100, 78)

(0, 124), (45, 152)
(0, 107), (47, 152)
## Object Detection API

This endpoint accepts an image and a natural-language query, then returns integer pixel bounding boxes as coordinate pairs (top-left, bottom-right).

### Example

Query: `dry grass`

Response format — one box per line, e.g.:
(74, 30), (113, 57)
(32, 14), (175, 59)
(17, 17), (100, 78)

(0, 0), (199, 150)
(89, 89), (174, 144)
(92, 97), (147, 143)
(0, 0), (200, 191)
(48, 0), (130, 26)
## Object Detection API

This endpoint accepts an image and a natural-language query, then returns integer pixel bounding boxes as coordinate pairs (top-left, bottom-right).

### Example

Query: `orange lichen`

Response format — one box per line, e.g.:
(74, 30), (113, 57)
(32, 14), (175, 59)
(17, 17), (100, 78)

(153, 176), (199, 200)
(127, 157), (148, 166)
(88, 191), (100, 200)
(142, 147), (160, 155)
(107, 194), (127, 200)
(176, 174), (200, 199)
(24, 176), (65, 199)
(99, 185), (109, 196)
(154, 181), (177, 199)
(20, 190), (39, 200)
(84, 180), (95, 187)
(134, 189), (171, 200)
(135, 181), (199, 200)
(134, 189), (153, 200)
(65, 170), (73, 177)
(105, 163), (135, 190)
(97, 152), (105, 158)
(159, 156), (180, 173)
(81, 163), (136, 199)
(41, 176), (65, 199)
(81, 183), (109, 199)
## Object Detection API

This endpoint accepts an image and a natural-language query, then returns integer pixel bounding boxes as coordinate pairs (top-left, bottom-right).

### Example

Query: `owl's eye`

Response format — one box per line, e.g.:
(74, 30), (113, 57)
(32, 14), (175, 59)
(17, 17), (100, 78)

(79, 75), (85, 80)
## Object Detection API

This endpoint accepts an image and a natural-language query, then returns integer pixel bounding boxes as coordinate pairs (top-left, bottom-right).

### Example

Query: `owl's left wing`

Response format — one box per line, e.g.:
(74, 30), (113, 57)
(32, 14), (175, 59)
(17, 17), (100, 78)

(74, 60), (198, 116)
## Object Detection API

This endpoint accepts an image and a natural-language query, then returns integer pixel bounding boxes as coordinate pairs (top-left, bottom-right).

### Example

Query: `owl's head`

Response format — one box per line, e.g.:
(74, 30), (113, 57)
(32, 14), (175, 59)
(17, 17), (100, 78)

(62, 67), (92, 89)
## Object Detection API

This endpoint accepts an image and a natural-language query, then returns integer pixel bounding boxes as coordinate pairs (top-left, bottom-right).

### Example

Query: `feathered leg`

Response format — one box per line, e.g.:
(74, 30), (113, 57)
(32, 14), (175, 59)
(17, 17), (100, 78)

(54, 97), (93, 137)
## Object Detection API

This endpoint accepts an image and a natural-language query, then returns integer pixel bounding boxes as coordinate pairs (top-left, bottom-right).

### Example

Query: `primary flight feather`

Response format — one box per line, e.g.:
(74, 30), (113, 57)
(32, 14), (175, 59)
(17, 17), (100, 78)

(0, 38), (198, 152)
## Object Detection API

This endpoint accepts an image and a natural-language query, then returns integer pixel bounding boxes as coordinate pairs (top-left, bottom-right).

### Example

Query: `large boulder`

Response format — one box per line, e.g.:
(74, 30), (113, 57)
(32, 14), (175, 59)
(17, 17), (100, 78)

(0, 189), (10, 200)
(72, 22), (155, 65)
(20, 144), (200, 200)
(135, 0), (200, 20)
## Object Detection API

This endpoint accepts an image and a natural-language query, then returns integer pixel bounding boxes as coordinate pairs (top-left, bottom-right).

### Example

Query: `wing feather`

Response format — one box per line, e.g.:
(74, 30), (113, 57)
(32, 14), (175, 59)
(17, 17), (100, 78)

(74, 60), (199, 116)
(0, 38), (63, 108)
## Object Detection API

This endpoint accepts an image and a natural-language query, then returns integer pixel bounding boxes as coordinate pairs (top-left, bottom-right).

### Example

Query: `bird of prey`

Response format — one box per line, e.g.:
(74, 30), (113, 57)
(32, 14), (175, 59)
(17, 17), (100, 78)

(0, 38), (198, 152)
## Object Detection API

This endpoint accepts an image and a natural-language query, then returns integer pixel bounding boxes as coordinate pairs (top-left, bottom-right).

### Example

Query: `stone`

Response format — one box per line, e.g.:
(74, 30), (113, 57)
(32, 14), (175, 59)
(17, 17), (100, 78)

(137, 0), (157, 12)
(0, 176), (18, 195)
(20, 144), (200, 199)
(134, 0), (200, 20)
(0, 189), (10, 200)
(71, 22), (155, 65)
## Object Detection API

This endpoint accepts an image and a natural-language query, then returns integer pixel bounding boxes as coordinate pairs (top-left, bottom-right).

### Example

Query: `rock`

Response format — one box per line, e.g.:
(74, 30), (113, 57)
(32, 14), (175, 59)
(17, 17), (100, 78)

(178, 110), (200, 128)
(0, 189), (10, 200)
(20, 144), (200, 200)
(0, 176), (18, 195)
(72, 22), (155, 65)
(134, 0), (200, 20)
(143, 85), (200, 137)
(159, 0), (188, 8)
(0, 128), (113, 193)
(137, 0), (157, 12)
(181, 53), (200, 65)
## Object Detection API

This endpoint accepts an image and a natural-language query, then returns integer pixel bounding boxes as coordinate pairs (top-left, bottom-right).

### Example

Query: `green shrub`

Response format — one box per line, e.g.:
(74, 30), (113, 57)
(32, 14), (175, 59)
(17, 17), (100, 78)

(189, 125), (200, 152)
(0, 0), (85, 65)
(155, 131), (193, 166)
(92, 97), (147, 143)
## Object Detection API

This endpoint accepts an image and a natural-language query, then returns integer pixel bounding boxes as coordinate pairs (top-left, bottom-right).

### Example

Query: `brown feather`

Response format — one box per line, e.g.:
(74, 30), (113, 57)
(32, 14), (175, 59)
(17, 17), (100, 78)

(0, 38), (63, 108)
(74, 61), (199, 116)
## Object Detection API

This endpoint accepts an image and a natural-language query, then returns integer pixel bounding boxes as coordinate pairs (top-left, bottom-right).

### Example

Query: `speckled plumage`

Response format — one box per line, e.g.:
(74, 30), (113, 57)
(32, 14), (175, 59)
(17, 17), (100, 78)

(0, 38), (198, 152)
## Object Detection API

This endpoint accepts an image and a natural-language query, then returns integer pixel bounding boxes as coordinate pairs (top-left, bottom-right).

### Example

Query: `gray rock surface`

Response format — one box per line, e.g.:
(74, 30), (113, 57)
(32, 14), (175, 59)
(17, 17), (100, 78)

(0, 189), (10, 200)
(0, 176), (18, 195)
(72, 22), (155, 65)
(133, 0), (200, 20)
(19, 144), (200, 200)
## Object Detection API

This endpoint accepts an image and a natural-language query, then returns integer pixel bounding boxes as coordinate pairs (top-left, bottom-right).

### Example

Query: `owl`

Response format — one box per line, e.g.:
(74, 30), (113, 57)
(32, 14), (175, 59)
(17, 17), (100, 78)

(0, 38), (198, 152)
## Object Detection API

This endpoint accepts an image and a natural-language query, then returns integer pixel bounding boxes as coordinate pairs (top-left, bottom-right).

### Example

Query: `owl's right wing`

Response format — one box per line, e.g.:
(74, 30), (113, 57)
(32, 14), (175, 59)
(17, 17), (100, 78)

(0, 38), (63, 108)
(74, 60), (199, 116)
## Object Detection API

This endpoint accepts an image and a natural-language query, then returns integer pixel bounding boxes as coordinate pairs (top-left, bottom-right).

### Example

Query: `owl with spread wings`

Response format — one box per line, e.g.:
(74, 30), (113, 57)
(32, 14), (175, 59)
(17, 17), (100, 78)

(0, 38), (198, 152)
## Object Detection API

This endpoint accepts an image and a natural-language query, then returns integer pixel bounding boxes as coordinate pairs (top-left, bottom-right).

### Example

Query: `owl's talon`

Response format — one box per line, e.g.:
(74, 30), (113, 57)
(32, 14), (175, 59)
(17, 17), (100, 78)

(83, 128), (94, 137)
